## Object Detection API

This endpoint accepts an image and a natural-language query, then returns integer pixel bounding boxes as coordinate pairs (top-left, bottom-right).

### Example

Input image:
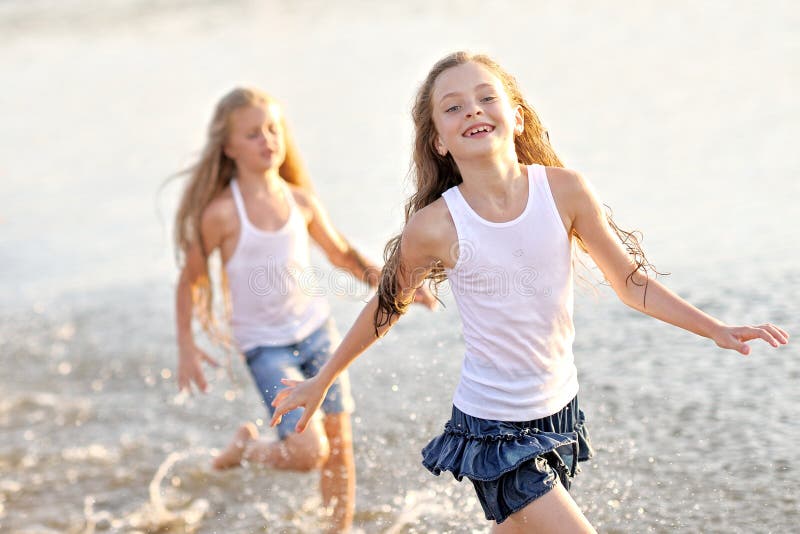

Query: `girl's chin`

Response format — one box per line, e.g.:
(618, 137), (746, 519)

(239, 163), (282, 175)
(452, 146), (503, 160)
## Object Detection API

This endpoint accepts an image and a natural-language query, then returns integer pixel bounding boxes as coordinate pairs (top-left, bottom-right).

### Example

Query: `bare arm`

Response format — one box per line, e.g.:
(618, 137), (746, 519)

(565, 168), (790, 354)
(174, 206), (227, 392)
(301, 188), (437, 307)
(302, 190), (382, 287)
(271, 209), (441, 431)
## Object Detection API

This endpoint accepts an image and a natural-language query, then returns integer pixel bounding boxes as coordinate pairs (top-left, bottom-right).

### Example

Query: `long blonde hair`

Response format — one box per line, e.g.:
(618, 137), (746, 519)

(375, 52), (661, 330)
(173, 87), (313, 344)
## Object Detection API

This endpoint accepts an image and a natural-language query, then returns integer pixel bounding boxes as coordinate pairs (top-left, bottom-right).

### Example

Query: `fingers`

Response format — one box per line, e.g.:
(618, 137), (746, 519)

(726, 323), (789, 356)
(271, 387), (294, 407)
(194, 369), (209, 393)
(201, 350), (220, 368)
(270, 397), (296, 427)
(744, 325), (781, 348)
(270, 411), (284, 427)
(270, 379), (300, 407)
(761, 323), (789, 345)
(270, 378), (300, 427)
(177, 367), (201, 393)
(270, 395), (288, 426)
(295, 410), (312, 433)
(177, 347), (217, 394)
(188, 361), (209, 393)
(177, 373), (190, 392)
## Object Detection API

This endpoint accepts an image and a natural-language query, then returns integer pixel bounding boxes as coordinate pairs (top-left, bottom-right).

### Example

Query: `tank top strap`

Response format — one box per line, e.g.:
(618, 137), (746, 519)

(528, 164), (567, 238)
(441, 184), (470, 227)
(528, 163), (548, 200)
(280, 180), (301, 220)
(229, 179), (252, 230)
(280, 179), (295, 204)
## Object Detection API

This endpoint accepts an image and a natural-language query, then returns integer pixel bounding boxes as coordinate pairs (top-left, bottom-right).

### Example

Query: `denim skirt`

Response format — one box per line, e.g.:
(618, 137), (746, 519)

(421, 396), (594, 523)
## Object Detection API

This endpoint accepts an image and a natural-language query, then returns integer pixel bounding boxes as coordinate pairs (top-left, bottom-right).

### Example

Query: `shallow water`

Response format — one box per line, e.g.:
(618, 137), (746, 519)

(1, 1), (798, 532)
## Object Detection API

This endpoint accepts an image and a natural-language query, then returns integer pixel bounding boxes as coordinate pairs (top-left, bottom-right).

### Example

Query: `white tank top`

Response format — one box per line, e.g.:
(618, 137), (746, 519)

(441, 164), (579, 421)
(225, 179), (329, 351)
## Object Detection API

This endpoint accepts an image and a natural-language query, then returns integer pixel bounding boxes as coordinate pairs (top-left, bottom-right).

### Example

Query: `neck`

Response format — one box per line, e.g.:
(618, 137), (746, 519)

(456, 152), (524, 198)
(235, 167), (283, 194)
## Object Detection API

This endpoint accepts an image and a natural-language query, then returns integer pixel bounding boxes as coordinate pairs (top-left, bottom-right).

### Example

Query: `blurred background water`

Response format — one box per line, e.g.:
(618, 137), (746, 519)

(0, 1), (798, 532)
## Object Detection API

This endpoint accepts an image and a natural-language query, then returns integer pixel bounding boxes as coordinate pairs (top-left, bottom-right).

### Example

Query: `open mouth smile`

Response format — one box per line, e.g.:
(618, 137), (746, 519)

(462, 123), (495, 137)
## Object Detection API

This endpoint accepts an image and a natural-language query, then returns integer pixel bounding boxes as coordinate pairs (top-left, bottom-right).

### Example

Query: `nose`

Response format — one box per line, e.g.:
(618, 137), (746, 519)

(262, 131), (280, 150)
(465, 105), (483, 119)
(263, 129), (281, 144)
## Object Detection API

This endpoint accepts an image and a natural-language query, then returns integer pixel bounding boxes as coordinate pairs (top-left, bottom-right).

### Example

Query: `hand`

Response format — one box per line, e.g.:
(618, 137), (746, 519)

(177, 343), (219, 393)
(270, 375), (328, 433)
(712, 323), (790, 355)
(413, 285), (439, 310)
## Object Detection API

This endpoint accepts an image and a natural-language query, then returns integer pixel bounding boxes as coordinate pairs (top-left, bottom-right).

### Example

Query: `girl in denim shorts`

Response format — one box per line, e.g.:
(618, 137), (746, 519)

(172, 87), (436, 532)
(270, 53), (789, 532)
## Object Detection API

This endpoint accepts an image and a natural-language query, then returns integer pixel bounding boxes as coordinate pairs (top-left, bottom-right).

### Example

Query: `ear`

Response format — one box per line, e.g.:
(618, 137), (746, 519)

(222, 142), (236, 160)
(513, 105), (524, 136)
(435, 136), (448, 157)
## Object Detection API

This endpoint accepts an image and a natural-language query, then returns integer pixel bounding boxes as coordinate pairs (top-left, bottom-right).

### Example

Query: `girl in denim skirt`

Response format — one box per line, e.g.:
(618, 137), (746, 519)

(270, 53), (789, 533)
(173, 87), (437, 532)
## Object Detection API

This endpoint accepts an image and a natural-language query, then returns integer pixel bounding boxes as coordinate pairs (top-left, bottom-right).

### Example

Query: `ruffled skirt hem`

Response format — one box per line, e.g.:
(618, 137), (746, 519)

(420, 398), (594, 523)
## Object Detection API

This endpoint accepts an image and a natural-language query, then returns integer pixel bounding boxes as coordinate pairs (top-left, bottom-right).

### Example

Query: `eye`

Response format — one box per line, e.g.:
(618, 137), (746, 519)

(480, 95), (497, 103)
(445, 105), (461, 113)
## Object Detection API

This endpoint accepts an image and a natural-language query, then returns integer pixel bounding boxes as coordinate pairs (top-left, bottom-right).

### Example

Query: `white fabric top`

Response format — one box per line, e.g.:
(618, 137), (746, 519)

(442, 164), (579, 421)
(225, 179), (329, 351)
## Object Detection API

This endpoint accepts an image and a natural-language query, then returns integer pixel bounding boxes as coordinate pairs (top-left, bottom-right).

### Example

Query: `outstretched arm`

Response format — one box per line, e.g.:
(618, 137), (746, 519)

(297, 188), (380, 286)
(271, 212), (440, 431)
(300, 188), (438, 307)
(565, 169), (790, 355)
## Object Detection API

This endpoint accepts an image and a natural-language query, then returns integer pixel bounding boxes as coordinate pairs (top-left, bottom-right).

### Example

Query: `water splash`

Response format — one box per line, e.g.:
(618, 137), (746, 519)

(383, 490), (444, 534)
(81, 449), (210, 533)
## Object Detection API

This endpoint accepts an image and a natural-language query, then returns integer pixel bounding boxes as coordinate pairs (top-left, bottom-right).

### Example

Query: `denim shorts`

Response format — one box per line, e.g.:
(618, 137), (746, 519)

(244, 319), (354, 439)
(421, 396), (594, 524)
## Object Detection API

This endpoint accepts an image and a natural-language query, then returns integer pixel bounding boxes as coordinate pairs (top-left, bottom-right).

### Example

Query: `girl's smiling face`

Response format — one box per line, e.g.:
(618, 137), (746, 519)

(431, 61), (523, 162)
(224, 103), (286, 174)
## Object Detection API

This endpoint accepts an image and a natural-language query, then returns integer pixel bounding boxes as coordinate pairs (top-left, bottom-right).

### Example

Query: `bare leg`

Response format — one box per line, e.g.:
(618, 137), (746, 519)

(491, 480), (595, 534)
(320, 413), (355, 533)
(212, 419), (330, 472)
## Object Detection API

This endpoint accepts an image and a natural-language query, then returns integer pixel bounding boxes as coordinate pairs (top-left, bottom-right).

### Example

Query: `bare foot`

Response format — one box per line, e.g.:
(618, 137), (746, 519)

(212, 422), (258, 470)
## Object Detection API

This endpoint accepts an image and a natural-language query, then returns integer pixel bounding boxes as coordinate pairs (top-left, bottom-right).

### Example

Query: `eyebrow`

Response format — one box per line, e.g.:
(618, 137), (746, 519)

(438, 83), (495, 104)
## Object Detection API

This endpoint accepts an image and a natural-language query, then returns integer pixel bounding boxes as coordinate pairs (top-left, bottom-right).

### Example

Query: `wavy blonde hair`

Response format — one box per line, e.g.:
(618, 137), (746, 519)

(173, 87), (313, 344)
(375, 52), (661, 330)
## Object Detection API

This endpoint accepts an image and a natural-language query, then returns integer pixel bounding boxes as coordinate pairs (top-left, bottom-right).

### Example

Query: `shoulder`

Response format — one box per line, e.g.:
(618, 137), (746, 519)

(405, 198), (454, 240)
(200, 187), (237, 239)
(287, 183), (317, 223)
(402, 198), (457, 260)
(543, 166), (599, 214)
(288, 183), (313, 207)
(202, 187), (235, 223)
(543, 166), (589, 195)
